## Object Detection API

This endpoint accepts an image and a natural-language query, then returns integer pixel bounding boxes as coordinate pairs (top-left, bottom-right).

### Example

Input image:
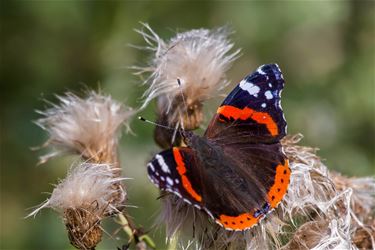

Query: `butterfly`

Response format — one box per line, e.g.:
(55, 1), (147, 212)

(147, 64), (290, 231)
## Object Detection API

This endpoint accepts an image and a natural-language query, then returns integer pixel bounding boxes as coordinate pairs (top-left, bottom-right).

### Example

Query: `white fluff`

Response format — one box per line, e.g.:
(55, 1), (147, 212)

(28, 162), (126, 217)
(36, 91), (133, 163)
(134, 23), (240, 113)
(310, 189), (355, 250)
(281, 134), (336, 219)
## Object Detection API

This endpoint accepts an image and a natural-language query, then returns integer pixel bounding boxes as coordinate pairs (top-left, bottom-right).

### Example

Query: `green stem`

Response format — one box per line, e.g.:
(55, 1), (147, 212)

(116, 213), (156, 249)
(167, 235), (178, 250)
(117, 213), (134, 240)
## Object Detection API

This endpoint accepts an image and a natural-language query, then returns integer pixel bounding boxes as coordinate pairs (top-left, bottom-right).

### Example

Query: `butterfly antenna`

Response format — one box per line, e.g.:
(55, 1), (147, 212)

(171, 120), (180, 144)
(177, 78), (188, 130)
(138, 116), (175, 130)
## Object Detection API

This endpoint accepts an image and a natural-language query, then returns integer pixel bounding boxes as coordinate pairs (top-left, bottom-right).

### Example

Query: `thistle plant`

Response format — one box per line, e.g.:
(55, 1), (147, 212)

(29, 91), (154, 250)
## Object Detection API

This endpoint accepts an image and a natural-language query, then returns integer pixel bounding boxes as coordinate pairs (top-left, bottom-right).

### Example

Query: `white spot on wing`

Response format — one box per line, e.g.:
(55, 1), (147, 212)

(257, 65), (266, 75)
(175, 179), (179, 184)
(166, 177), (174, 186)
(261, 103), (267, 108)
(268, 83), (273, 88)
(156, 154), (170, 173)
(147, 163), (155, 172)
(148, 175), (159, 186)
(264, 90), (273, 100)
(239, 80), (260, 97)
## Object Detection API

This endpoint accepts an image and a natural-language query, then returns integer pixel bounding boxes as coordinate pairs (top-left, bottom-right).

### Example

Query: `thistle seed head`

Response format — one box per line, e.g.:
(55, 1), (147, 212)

(28, 163), (127, 249)
(134, 24), (240, 147)
(36, 91), (133, 164)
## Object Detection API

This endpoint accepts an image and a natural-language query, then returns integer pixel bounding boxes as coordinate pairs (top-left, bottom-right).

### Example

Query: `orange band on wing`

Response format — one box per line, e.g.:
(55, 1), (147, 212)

(173, 147), (202, 202)
(217, 212), (259, 230)
(217, 105), (279, 136)
(267, 160), (290, 208)
(218, 160), (290, 230)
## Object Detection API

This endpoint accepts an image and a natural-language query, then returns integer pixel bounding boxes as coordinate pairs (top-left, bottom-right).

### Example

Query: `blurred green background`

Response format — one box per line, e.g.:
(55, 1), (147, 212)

(1, 1), (374, 249)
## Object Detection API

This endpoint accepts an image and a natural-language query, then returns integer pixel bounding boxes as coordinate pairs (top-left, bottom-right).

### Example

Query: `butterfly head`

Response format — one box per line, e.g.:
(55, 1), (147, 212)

(180, 130), (195, 146)
(180, 130), (205, 149)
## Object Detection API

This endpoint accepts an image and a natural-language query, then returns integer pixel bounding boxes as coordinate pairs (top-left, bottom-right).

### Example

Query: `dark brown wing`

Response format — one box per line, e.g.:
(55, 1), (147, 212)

(147, 142), (290, 231)
(197, 141), (290, 230)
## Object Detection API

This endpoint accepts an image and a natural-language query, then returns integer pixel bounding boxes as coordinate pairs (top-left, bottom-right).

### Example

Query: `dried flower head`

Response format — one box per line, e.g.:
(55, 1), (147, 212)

(156, 134), (375, 249)
(331, 173), (375, 249)
(332, 173), (375, 222)
(134, 24), (240, 147)
(29, 163), (126, 249)
(36, 91), (133, 164)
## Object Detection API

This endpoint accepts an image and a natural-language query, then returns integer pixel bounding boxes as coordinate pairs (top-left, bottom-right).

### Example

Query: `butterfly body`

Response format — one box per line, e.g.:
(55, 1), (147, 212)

(182, 132), (224, 167)
(147, 64), (290, 231)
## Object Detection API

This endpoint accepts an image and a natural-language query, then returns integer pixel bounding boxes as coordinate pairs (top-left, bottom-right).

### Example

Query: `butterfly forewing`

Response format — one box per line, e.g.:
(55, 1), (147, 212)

(147, 147), (205, 209)
(205, 64), (287, 144)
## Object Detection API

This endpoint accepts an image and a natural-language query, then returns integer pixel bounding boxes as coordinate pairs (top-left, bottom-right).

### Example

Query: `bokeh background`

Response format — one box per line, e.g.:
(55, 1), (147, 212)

(1, 1), (374, 249)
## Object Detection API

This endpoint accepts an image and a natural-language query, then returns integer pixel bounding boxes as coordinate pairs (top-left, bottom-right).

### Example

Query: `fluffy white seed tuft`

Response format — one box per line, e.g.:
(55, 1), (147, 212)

(29, 162), (126, 217)
(35, 91), (133, 163)
(134, 24), (240, 115)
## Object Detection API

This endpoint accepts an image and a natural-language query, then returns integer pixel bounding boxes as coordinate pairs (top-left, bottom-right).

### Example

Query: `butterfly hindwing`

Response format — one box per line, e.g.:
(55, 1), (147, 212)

(205, 64), (287, 143)
(195, 142), (289, 230)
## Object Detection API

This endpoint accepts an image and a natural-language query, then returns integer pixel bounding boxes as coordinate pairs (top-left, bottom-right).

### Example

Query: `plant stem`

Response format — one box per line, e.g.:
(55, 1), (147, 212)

(116, 213), (156, 249)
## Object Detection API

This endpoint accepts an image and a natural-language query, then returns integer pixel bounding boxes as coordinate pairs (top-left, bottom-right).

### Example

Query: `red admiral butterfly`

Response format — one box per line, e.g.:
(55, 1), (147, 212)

(147, 64), (290, 231)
